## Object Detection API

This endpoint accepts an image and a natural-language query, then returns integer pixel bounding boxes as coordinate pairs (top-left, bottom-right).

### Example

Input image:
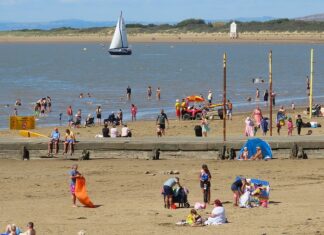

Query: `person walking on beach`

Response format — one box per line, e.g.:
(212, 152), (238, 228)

(147, 86), (152, 99)
(245, 117), (254, 137)
(226, 99), (233, 120)
(201, 117), (210, 137)
(252, 106), (262, 128)
(131, 104), (137, 121)
(260, 117), (268, 136)
(96, 106), (102, 126)
(207, 90), (213, 104)
(126, 85), (131, 101)
(296, 114), (303, 135)
(175, 99), (181, 121)
(156, 87), (161, 100)
(69, 164), (82, 207)
(66, 105), (73, 127)
(156, 109), (169, 136)
(263, 89), (269, 106)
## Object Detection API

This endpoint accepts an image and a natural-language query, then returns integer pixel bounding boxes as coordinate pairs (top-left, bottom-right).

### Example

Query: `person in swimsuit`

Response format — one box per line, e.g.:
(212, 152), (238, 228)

(147, 86), (152, 99)
(239, 147), (249, 160)
(251, 146), (263, 160)
(156, 87), (161, 100)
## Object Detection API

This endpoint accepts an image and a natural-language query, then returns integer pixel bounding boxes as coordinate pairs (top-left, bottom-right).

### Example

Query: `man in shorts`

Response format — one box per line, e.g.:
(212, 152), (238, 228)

(156, 109), (169, 135)
(163, 177), (181, 209)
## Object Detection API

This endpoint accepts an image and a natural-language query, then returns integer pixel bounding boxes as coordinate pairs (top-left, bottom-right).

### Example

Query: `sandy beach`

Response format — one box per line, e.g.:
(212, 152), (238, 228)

(1, 32), (324, 44)
(0, 157), (323, 234)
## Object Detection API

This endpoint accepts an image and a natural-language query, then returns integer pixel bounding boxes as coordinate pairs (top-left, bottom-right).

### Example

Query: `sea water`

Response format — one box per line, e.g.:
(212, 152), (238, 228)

(1, 42), (324, 129)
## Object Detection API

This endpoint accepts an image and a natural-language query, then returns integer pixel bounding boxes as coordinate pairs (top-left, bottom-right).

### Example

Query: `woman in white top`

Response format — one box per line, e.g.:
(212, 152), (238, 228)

(204, 199), (227, 225)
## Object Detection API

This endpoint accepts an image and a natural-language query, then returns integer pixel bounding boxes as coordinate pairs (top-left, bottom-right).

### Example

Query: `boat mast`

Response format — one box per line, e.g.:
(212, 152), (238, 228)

(119, 11), (124, 48)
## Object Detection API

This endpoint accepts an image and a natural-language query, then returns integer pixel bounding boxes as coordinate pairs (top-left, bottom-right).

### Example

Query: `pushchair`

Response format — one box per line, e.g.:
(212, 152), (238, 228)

(163, 187), (190, 208)
(85, 117), (95, 127)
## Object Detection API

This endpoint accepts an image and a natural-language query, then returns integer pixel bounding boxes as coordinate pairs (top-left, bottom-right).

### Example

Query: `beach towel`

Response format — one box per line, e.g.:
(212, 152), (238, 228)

(75, 177), (95, 208)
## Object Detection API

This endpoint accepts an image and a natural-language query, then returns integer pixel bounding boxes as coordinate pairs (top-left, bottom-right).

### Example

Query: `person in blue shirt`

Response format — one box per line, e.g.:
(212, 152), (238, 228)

(70, 164), (82, 207)
(48, 127), (60, 157)
(163, 177), (181, 209)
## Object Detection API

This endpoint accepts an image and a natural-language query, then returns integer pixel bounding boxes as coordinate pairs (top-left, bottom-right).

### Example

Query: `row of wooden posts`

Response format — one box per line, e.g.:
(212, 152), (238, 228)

(222, 49), (315, 141)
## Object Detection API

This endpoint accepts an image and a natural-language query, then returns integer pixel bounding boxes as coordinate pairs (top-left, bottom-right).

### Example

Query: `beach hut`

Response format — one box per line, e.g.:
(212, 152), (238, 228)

(230, 21), (238, 39)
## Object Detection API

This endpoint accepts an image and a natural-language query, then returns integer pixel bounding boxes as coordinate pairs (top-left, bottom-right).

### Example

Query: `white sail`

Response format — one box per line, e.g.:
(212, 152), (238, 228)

(120, 15), (128, 48)
(109, 12), (128, 49)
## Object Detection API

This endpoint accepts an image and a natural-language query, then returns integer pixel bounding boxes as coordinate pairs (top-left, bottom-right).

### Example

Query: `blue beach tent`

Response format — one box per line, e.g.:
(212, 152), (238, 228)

(238, 138), (272, 159)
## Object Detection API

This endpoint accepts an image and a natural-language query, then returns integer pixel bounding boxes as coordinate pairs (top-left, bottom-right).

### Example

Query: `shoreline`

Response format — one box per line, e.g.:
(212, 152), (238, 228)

(1, 32), (324, 44)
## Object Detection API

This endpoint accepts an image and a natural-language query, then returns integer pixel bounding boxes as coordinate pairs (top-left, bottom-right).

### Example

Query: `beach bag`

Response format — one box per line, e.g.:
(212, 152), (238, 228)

(279, 119), (285, 126)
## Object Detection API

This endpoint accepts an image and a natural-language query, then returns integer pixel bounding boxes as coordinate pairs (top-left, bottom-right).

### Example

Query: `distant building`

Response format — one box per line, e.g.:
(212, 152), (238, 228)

(230, 21), (238, 39)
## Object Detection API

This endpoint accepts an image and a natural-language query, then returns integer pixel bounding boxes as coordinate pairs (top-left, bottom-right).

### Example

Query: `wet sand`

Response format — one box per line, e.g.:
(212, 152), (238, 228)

(0, 158), (323, 234)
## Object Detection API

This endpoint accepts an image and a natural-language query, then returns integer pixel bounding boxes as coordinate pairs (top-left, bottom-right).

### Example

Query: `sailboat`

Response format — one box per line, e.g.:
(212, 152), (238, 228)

(108, 12), (132, 55)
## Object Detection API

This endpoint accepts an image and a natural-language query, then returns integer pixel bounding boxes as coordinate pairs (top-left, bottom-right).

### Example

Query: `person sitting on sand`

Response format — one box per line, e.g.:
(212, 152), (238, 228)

(20, 222), (36, 235)
(102, 123), (110, 137)
(251, 146), (263, 160)
(48, 127), (60, 157)
(231, 177), (249, 206)
(121, 124), (131, 137)
(239, 147), (249, 160)
(64, 129), (76, 156)
(186, 209), (202, 226)
(110, 124), (120, 138)
(2, 224), (21, 235)
(163, 177), (181, 209)
(69, 164), (82, 207)
(204, 199), (227, 225)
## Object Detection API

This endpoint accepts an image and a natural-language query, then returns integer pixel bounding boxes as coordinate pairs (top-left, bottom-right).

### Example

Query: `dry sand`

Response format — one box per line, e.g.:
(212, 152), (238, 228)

(1, 107), (323, 140)
(0, 158), (324, 234)
(1, 32), (324, 44)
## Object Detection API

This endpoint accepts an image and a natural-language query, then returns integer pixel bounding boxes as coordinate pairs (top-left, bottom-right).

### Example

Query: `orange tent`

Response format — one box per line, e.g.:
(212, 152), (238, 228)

(75, 177), (95, 208)
(186, 95), (205, 102)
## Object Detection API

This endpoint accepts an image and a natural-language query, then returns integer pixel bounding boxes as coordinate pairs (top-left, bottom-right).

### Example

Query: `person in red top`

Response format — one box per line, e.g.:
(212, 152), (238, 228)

(66, 105), (73, 127)
(131, 104), (137, 121)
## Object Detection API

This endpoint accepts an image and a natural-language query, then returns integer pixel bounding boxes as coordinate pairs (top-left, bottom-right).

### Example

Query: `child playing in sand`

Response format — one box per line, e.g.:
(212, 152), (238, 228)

(156, 124), (162, 137)
(186, 209), (202, 226)
(287, 117), (293, 136)
(70, 164), (82, 207)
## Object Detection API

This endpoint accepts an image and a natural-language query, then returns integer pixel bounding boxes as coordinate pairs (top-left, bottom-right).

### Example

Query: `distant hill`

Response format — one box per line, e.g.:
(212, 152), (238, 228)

(0, 19), (116, 31)
(296, 13), (324, 22)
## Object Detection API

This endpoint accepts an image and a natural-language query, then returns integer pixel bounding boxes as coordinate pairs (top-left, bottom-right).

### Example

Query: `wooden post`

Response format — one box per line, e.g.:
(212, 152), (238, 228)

(309, 48), (314, 119)
(223, 53), (227, 142)
(269, 50), (273, 136)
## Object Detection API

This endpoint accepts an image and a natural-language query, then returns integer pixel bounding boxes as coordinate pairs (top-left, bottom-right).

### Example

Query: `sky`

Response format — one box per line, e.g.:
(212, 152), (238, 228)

(0, 0), (324, 22)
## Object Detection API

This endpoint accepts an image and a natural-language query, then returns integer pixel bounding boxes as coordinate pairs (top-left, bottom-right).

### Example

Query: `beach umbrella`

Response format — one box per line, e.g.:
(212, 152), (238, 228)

(186, 95), (205, 102)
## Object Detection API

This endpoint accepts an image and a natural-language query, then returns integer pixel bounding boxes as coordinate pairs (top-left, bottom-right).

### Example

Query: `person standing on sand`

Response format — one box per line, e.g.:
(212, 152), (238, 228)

(126, 85), (131, 101)
(296, 114), (303, 135)
(287, 117), (293, 136)
(175, 99), (181, 121)
(271, 91), (276, 106)
(181, 99), (187, 119)
(131, 104), (137, 121)
(263, 89), (269, 106)
(306, 76), (310, 96)
(199, 164), (212, 206)
(96, 106), (102, 126)
(69, 164), (82, 207)
(66, 105), (73, 127)
(147, 86), (152, 99)
(156, 109), (169, 136)
(201, 117), (210, 137)
(252, 106), (262, 128)
(226, 99), (233, 120)
(245, 117), (254, 137)
(156, 87), (161, 100)
(207, 90), (213, 104)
